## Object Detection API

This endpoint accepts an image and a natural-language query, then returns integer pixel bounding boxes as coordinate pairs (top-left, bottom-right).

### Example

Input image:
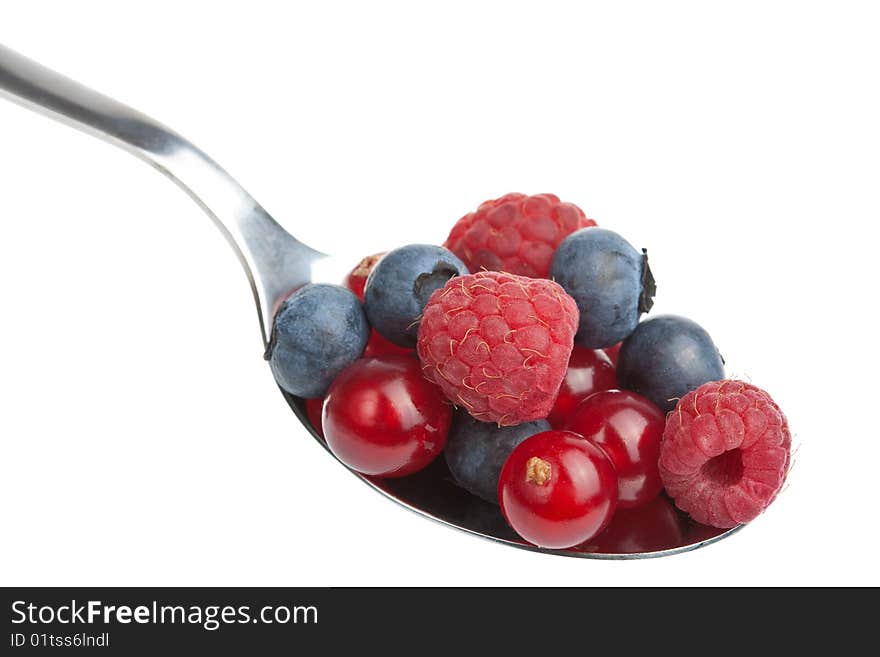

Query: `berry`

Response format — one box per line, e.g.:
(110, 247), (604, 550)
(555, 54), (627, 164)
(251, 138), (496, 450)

(416, 271), (579, 425)
(659, 380), (791, 528)
(617, 315), (725, 413)
(323, 354), (451, 478)
(498, 430), (618, 549)
(444, 193), (596, 278)
(304, 397), (325, 438)
(445, 411), (551, 504)
(546, 346), (617, 429)
(565, 390), (665, 508)
(584, 496), (684, 554)
(345, 251), (413, 357)
(550, 227), (656, 348)
(267, 284), (369, 398)
(363, 330), (413, 357)
(345, 252), (386, 300)
(604, 342), (622, 367)
(364, 244), (468, 347)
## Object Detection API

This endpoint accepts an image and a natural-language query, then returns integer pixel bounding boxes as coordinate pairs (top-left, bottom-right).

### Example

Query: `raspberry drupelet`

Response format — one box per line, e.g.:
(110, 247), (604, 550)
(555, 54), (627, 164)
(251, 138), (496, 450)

(416, 271), (579, 426)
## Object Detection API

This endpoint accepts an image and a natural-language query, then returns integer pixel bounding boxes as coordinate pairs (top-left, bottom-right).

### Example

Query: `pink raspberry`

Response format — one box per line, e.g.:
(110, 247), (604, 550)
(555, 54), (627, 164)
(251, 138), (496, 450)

(443, 193), (596, 278)
(660, 380), (791, 528)
(416, 271), (579, 426)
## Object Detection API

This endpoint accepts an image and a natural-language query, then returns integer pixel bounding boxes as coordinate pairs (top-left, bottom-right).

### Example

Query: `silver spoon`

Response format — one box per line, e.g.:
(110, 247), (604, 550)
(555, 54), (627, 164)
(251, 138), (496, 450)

(0, 45), (741, 558)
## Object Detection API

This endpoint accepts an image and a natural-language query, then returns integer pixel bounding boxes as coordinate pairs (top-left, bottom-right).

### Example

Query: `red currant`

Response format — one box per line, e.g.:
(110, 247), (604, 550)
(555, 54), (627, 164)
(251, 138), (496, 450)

(498, 430), (618, 549)
(363, 329), (413, 357)
(604, 341), (622, 367)
(304, 397), (325, 438)
(565, 390), (665, 509)
(546, 346), (617, 429)
(344, 252), (385, 301)
(584, 495), (684, 554)
(323, 354), (451, 478)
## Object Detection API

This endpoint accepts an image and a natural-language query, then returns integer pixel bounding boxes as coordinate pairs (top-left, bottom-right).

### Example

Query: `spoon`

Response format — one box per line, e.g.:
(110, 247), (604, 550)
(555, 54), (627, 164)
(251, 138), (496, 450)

(0, 45), (741, 558)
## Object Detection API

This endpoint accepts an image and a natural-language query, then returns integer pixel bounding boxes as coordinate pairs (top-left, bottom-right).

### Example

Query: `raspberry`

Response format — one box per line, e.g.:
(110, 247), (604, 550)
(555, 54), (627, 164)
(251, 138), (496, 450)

(444, 193), (596, 278)
(659, 380), (791, 528)
(416, 271), (579, 425)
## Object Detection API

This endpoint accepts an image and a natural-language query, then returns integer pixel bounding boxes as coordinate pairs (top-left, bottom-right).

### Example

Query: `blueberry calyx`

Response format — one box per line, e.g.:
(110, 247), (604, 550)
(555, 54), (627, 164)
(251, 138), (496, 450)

(413, 261), (461, 305)
(639, 249), (656, 314)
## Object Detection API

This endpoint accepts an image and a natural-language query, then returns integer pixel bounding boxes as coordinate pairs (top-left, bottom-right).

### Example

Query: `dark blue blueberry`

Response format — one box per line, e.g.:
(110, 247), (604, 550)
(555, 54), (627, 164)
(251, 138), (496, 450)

(363, 244), (467, 347)
(550, 227), (655, 348)
(444, 412), (551, 504)
(266, 284), (369, 398)
(617, 315), (725, 413)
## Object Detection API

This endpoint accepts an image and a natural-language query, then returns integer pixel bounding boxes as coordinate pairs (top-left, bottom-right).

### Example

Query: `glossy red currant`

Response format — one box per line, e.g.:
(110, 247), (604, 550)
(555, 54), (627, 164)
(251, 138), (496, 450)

(498, 430), (618, 549)
(604, 341), (622, 367)
(583, 495), (684, 554)
(304, 397), (325, 438)
(323, 354), (451, 478)
(565, 389), (665, 509)
(546, 346), (617, 428)
(363, 329), (413, 358)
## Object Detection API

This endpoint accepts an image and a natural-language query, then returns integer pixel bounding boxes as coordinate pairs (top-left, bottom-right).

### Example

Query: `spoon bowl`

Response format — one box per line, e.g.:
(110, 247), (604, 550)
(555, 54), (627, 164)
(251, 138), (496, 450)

(0, 44), (742, 558)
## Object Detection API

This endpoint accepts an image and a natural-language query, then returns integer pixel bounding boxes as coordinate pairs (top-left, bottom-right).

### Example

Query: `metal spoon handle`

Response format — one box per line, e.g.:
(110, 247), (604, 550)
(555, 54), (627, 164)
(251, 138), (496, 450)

(0, 44), (321, 346)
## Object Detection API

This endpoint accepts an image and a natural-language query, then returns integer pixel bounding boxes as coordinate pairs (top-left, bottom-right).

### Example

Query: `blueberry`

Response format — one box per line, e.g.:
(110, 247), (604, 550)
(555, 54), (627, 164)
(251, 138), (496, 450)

(266, 284), (369, 398)
(445, 412), (551, 504)
(550, 227), (655, 348)
(617, 315), (725, 413)
(363, 244), (468, 346)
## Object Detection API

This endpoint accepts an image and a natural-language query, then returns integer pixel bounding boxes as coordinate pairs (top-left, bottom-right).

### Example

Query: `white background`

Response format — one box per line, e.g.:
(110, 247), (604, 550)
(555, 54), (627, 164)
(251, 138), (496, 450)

(1, 1), (878, 586)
